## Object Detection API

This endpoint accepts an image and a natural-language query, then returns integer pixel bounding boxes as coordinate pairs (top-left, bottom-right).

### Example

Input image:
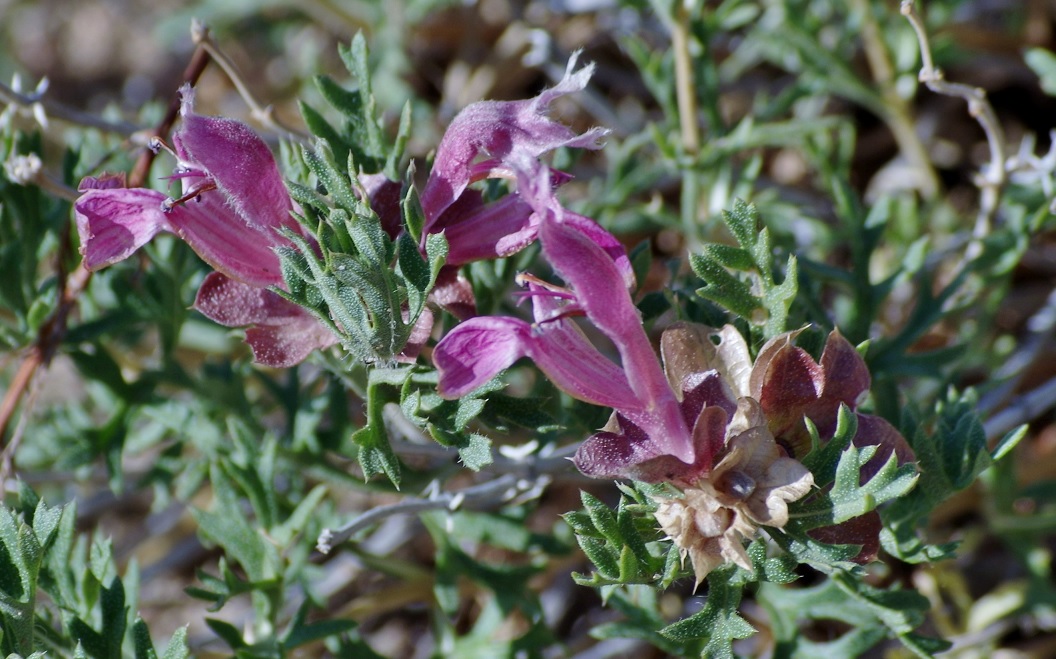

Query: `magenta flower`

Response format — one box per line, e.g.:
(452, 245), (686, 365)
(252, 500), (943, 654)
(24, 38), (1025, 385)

(419, 52), (609, 266)
(75, 86), (335, 367)
(434, 162), (702, 472)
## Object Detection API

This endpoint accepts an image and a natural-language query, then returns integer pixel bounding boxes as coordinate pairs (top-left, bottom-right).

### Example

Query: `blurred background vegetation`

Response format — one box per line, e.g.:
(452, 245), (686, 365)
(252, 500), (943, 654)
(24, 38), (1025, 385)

(4, 0), (1056, 656)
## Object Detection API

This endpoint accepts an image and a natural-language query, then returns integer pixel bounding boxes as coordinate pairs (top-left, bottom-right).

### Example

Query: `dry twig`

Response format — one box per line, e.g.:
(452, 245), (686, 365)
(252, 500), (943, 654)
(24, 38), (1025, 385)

(901, 0), (1007, 260)
(0, 39), (214, 450)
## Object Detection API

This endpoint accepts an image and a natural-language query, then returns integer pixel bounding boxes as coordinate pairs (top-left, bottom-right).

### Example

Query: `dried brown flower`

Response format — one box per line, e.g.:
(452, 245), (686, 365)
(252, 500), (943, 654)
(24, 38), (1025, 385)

(654, 400), (814, 585)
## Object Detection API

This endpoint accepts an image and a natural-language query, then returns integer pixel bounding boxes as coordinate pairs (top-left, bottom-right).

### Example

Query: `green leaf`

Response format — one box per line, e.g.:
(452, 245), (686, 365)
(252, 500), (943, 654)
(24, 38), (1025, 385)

(284, 616), (358, 649)
(992, 424), (1028, 462)
(206, 618), (246, 650)
(185, 560), (255, 612)
(689, 200), (797, 335)
(580, 492), (623, 549)
(576, 536), (620, 580)
(591, 587), (687, 656)
(193, 463), (279, 583)
(272, 485), (328, 546)
(160, 627), (189, 659)
(794, 444), (918, 529)
(690, 253), (760, 318)
(30, 500), (61, 550)
(660, 566), (754, 658)
(132, 617), (157, 659)
(350, 368), (406, 486)
(305, 141), (359, 211)
(1025, 47), (1056, 96)
(401, 166), (425, 243)
(457, 433), (493, 471)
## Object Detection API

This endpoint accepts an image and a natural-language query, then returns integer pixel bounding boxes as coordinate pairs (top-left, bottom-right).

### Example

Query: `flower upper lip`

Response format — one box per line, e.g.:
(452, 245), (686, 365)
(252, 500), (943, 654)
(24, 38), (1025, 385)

(75, 85), (299, 289)
(73, 85), (334, 368)
(417, 52), (610, 267)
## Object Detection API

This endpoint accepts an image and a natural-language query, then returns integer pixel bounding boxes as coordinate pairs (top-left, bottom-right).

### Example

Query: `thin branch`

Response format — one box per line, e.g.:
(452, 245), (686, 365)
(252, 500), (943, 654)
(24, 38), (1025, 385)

(901, 0), (1007, 259)
(317, 473), (544, 553)
(671, 3), (703, 251)
(318, 403), (584, 554)
(3, 154), (79, 202)
(984, 374), (1056, 443)
(0, 39), (214, 448)
(852, 0), (939, 199)
(0, 77), (143, 138)
(382, 403), (580, 477)
(128, 41), (212, 188)
(671, 5), (699, 157)
(190, 20), (308, 141)
(978, 286), (1056, 417)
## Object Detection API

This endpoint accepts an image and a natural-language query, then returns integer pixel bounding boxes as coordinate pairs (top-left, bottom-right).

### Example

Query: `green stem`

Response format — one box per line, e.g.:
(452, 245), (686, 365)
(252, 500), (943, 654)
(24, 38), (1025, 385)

(672, 5), (702, 249)
(852, 0), (940, 200)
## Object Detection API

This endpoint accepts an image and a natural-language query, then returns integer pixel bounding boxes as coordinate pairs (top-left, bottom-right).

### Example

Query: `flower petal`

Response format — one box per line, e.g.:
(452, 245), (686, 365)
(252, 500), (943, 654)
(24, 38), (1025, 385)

(540, 214), (693, 463)
(853, 413), (916, 481)
(420, 52), (608, 232)
(573, 425), (666, 481)
(575, 405), (726, 484)
(359, 172), (404, 239)
(752, 331), (824, 441)
(78, 173), (126, 191)
(194, 271), (288, 326)
(434, 310), (640, 410)
(243, 320), (337, 368)
(194, 272), (336, 367)
(174, 85), (294, 233)
(434, 316), (534, 397)
(679, 370), (738, 430)
(662, 323), (752, 400)
(819, 329), (871, 411)
(438, 193), (538, 265)
(165, 193), (286, 287)
(431, 267), (477, 320)
(808, 512), (882, 564)
(75, 188), (173, 270)
(398, 307), (434, 364)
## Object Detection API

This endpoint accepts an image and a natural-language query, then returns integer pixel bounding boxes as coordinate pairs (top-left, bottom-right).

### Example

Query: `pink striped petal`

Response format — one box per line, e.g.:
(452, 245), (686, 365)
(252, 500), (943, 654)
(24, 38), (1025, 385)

(194, 272), (336, 367)
(76, 188), (172, 271)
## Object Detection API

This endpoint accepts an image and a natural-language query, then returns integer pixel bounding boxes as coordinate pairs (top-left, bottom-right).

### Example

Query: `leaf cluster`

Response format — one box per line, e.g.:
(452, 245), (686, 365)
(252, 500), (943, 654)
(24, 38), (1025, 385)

(0, 484), (188, 658)
(276, 34), (447, 367)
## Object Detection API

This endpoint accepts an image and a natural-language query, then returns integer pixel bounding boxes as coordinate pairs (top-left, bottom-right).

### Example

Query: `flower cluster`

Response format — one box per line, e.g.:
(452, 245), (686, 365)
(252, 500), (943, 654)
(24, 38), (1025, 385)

(75, 86), (335, 367)
(75, 55), (914, 583)
(76, 57), (606, 364)
(432, 130), (914, 582)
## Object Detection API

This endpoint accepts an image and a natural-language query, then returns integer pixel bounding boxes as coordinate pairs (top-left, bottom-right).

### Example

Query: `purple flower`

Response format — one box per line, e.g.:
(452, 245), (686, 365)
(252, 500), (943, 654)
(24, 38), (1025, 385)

(75, 86), (334, 367)
(434, 162), (700, 470)
(750, 329), (916, 562)
(419, 52), (609, 266)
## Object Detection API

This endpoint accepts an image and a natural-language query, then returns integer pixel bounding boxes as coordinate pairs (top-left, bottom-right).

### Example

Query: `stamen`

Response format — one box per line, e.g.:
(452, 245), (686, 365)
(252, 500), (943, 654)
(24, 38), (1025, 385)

(468, 158), (512, 184)
(514, 272), (585, 324)
(161, 179), (218, 212)
(148, 136), (179, 159)
(516, 272), (571, 294)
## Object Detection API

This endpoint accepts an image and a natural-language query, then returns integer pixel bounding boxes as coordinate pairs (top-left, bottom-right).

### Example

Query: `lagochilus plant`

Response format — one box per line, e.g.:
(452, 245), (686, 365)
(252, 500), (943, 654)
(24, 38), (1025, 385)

(2, 0), (1053, 656)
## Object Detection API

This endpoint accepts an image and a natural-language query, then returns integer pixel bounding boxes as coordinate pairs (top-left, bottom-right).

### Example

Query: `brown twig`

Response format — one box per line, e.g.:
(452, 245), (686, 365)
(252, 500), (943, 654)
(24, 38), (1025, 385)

(0, 39), (213, 448)
(128, 42), (212, 189)
(190, 19), (308, 141)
